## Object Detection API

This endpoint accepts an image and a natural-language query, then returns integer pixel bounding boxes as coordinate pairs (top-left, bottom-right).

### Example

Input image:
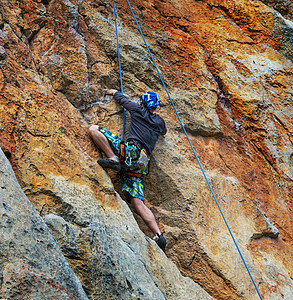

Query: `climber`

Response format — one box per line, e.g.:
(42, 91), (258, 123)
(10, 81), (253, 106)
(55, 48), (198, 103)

(89, 89), (167, 252)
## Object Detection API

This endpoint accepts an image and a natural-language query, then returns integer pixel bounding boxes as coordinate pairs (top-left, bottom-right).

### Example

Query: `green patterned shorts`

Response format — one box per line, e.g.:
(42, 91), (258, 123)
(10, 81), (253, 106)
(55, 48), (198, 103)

(98, 127), (148, 201)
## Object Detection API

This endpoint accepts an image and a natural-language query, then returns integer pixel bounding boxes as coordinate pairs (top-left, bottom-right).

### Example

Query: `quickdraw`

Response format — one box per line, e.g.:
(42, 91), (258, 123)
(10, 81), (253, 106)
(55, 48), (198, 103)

(119, 141), (126, 163)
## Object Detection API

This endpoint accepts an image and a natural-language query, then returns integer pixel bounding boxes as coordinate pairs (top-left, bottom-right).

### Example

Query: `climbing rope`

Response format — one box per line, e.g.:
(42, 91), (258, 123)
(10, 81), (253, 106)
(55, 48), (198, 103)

(113, 1), (263, 299)
(113, 0), (126, 140)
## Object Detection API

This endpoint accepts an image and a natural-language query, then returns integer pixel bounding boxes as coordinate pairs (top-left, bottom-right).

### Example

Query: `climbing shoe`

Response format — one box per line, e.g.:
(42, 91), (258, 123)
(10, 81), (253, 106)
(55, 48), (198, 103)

(98, 158), (121, 172)
(153, 233), (166, 252)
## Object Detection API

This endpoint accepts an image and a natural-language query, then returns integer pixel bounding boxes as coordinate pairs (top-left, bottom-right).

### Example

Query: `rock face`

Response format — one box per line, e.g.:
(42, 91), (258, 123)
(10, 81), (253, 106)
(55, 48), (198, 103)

(0, 148), (88, 299)
(0, 146), (211, 300)
(0, 0), (292, 299)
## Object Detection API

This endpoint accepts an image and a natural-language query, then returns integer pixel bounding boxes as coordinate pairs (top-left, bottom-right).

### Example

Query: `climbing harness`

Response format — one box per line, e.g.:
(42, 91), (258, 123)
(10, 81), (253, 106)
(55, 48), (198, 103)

(118, 141), (126, 163)
(112, 1), (263, 299)
(124, 172), (144, 178)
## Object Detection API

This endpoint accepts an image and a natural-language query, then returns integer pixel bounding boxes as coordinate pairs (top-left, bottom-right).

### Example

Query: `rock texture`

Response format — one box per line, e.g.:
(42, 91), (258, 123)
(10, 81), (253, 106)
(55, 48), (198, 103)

(0, 148), (88, 299)
(0, 0), (292, 299)
(0, 146), (211, 300)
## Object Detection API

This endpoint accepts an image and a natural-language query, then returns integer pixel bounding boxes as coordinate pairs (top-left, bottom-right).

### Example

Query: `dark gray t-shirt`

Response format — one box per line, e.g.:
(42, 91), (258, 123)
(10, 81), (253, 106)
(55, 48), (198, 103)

(114, 92), (167, 155)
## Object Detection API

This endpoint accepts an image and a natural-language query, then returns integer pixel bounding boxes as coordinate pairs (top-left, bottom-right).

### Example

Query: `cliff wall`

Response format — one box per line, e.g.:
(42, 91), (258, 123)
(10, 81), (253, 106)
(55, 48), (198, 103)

(0, 0), (292, 299)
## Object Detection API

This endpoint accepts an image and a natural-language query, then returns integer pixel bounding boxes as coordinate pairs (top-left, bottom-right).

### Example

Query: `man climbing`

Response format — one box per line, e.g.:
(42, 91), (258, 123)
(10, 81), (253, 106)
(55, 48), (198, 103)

(89, 89), (167, 252)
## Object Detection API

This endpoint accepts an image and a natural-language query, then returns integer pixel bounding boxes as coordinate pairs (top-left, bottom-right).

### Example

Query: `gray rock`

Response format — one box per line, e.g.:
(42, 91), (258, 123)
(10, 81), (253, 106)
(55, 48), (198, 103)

(0, 148), (88, 300)
(0, 45), (6, 60)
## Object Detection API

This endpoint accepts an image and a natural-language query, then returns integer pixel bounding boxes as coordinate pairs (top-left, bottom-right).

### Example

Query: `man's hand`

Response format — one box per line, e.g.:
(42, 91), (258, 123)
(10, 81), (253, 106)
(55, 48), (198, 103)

(105, 89), (118, 96)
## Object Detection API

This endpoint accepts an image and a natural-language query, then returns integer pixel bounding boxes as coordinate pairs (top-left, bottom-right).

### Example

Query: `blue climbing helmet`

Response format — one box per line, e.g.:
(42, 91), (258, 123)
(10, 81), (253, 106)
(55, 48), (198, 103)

(140, 91), (159, 110)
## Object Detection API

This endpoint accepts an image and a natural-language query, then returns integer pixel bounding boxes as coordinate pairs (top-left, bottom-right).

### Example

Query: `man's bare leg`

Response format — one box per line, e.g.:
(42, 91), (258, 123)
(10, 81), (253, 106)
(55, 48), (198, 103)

(88, 125), (118, 160)
(129, 196), (161, 236)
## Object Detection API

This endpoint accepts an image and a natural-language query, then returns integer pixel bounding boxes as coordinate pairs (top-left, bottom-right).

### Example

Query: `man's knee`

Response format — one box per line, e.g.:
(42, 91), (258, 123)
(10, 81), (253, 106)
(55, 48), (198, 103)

(130, 197), (145, 213)
(88, 125), (100, 137)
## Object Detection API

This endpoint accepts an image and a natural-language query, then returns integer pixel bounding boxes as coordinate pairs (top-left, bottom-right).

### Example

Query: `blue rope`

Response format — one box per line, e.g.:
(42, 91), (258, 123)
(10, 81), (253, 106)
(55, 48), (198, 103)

(113, 0), (126, 140)
(125, 1), (263, 299)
